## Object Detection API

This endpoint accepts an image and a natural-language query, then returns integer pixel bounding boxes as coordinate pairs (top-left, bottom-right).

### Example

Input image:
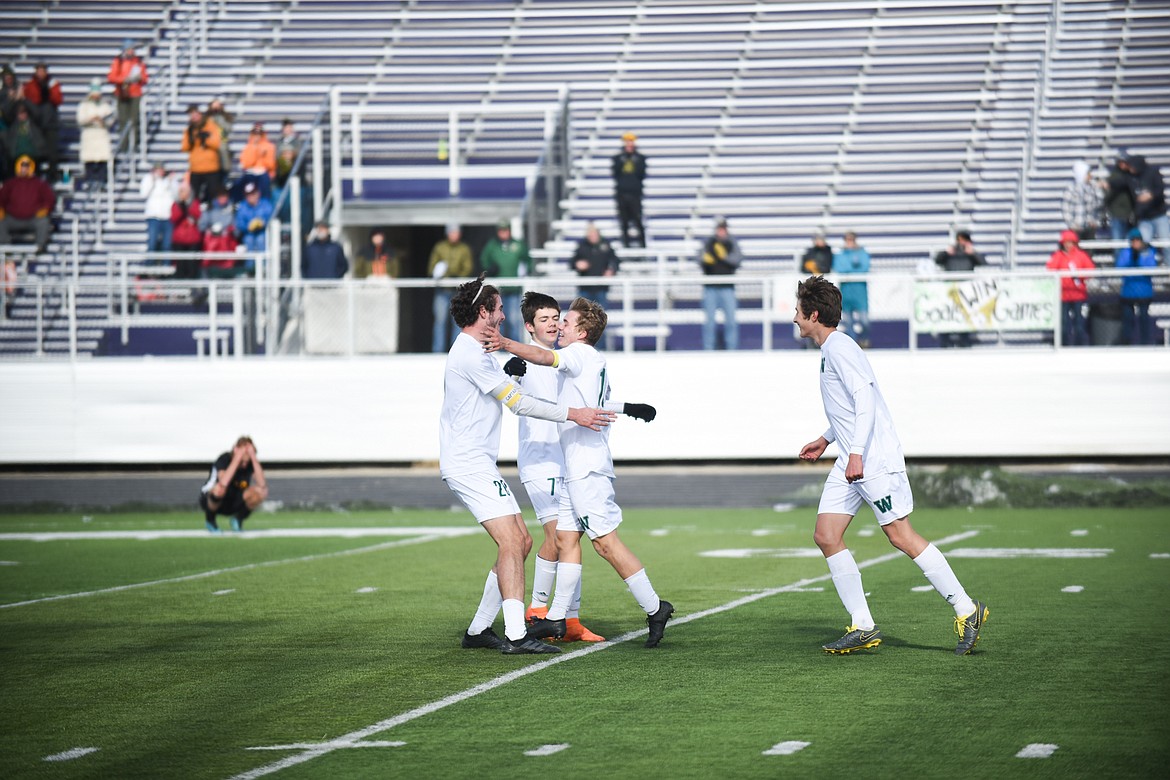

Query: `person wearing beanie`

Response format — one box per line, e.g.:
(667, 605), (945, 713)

(77, 78), (113, 191)
(611, 131), (647, 248)
(21, 62), (62, 180)
(1115, 228), (1158, 345)
(1046, 229), (1096, 346)
(1061, 160), (1105, 242)
(0, 64), (21, 126)
(698, 216), (742, 350)
(354, 227), (400, 280)
(0, 155), (56, 251)
(107, 40), (147, 149)
(429, 222), (473, 352)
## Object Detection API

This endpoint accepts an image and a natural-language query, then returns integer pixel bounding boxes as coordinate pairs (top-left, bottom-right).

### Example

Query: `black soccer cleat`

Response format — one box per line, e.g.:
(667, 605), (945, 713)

(500, 635), (561, 655)
(526, 616), (567, 640)
(461, 627), (506, 650)
(645, 600), (674, 648)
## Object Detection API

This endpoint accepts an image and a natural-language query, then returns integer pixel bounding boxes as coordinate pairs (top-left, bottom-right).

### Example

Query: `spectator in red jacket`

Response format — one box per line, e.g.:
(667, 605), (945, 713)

(1046, 229), (1096, 347)
(21, 63), (63, 180)
(0, 156), (55, 251)
(201, 219), (240, 278)
(107, 39), (148, 149)
(170, 182), (203, 281)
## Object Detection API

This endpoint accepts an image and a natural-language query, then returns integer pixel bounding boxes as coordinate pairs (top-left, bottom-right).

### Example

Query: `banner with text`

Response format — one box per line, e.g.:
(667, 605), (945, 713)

(913, 277), (1058, 333)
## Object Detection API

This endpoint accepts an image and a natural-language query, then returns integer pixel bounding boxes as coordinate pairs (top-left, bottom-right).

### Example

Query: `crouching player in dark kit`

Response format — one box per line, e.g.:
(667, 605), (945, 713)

(199, 436), (268, 533)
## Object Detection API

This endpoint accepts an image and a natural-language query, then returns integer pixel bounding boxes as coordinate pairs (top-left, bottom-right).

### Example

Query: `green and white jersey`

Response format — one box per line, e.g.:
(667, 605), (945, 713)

(555, 342), (615, 482)
(439, 332), (508, 479)
(819, 330), (906, 476)
(515, 346), (564, 484)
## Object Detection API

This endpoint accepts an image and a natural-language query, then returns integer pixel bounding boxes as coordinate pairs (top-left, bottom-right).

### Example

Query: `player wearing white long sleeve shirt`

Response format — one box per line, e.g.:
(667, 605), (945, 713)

(495, 296), (674, 649)
(441, 276), (614, 655)
(794, 275), (988, 657)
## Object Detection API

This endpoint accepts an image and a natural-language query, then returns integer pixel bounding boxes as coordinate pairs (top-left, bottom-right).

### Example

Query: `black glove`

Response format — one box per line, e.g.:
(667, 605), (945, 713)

(623, 402), (656, 422)
(503, 357), (527, 378)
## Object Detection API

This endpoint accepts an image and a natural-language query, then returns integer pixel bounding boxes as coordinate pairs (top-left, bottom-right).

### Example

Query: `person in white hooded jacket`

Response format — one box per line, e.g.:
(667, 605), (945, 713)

(139, 161), (177, 256)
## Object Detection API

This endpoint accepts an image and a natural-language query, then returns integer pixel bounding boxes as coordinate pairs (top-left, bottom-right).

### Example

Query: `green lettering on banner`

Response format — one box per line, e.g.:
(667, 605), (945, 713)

(874, 495), (893, 513)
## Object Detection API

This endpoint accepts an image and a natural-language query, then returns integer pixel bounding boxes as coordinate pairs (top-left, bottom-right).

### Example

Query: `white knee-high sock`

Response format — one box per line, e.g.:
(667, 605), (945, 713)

(530, 556), (557, 608)
(623, 568), (661, 615)
(913, 543), (975, 616)
(502, 599), (527, 641)
(547, 562), (582, 621)
(567, 571), (583, 619)
(468, 570), (502, 635)
(826, 549), (875, 630)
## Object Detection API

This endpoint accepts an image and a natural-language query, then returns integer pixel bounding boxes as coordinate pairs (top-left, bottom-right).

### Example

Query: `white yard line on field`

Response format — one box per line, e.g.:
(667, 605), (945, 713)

(0, 530), (478, 610)
(230, 530), (980, 779)
(0, 527), (478, 541)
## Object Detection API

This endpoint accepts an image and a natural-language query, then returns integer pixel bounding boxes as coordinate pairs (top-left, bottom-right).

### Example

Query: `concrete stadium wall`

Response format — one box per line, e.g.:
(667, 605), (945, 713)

(1, 349), (1168, 464)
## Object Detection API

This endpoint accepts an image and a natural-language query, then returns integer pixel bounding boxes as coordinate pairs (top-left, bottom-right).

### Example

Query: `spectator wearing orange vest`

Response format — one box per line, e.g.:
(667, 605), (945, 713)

(236, 122), (276, 201)
(107, 39), (148, 147)
(181, 103), (222, 203)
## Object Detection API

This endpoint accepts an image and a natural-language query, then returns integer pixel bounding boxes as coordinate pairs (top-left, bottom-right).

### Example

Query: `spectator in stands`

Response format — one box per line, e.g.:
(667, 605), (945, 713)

(201, 219), (239, 281)
(199, 185), (235, 237)
(200, 436), (268, 533)
(182, 103), (222, 203)
(4, 103), (45, 177)
(833, 230), (871, 348)
(0, 156), (54, 254)
(612, 131), (647, 248)
(1115, 228), (1157, 346)
(237, 122), (275, 202)
(1061, 161), (1105, 242)
(107, 40), (147, 149)
(170, 182), (203, 281)
(429, 222), (473, 352)
(234, 182), (272, 272)
(571, 221), (619, 309)
(274, 118), (301, 190)
(1124, 154), (1168, 252)
(480, 218), (532, 341)
(934, 231), (986, 348)
(354, 228), (399, 280)
(21, 63), (62, 181)
(0, 64), (21, 125)
(698, 216), (741, 351)
(0, 156), (54, 252)
(801, 231), (833, 275)
(1103, 151), (1136, 252)
(1046, 230), (1095, 347)
(76, 79), (113, 192)
(302, 220), (348, 279)
(140, 161), (176, 256)
(204, 97), (234, 184)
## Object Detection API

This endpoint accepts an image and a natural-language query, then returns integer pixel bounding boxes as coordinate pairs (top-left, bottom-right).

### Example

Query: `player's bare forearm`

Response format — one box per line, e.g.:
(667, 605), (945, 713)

(499, 336), (556, 366)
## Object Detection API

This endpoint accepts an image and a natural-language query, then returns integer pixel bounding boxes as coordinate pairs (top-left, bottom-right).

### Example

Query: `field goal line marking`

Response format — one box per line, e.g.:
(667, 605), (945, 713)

(231, 529), (979, 779)
(0, 529), (478, 610)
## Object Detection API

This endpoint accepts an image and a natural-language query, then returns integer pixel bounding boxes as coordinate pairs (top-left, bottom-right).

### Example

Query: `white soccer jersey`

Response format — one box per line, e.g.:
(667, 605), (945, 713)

(516, 349), (564, 484)
(556, 341), (615, 482)
(439, 332), (510, 479)
(819, 330), (906, 476)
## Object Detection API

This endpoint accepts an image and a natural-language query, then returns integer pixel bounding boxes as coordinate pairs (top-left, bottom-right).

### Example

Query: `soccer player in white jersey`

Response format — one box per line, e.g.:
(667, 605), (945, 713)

(493, 297), (674, 648)
(442, 275), (614, 655)
(505, 292), (605, 642)
(794, 275), (988, 655)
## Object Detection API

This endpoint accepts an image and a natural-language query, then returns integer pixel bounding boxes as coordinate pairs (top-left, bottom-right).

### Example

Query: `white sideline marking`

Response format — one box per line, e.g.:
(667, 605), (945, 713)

(698, 548), (823, 559)
(1061, 586), (1084, 593)
(229, 530), (979, 780)
(856, 527), (876, 537)
(771, 502), (796, 512)
(0, 527), (478, 542)
(763, 741), (811, 756)
(1, 531), (477, 610)
(249, 741), (405, 751)
(213, 589), (235, 596)
(524, 743), (570, 757)
(946, 548), (1112, 559)
(911, 585), (934, 592)
(43, 747), (99, 762)
(1151, 553), (1170, 559)
(1070, 529), (1088, 536)
(1016, 743), (1059, 758)
(355, 587), (377, 594)
(650, 529), (669, 537)
(0, 561), (19, 566)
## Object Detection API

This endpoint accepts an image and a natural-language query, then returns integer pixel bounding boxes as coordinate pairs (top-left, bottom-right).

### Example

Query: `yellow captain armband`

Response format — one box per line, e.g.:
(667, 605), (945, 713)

(495, 382), (522, 409)
(550, 352), (560, 368)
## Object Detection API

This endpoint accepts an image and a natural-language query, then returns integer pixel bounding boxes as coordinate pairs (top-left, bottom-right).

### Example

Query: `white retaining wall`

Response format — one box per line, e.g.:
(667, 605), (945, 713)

(1, 349), (1167, 464)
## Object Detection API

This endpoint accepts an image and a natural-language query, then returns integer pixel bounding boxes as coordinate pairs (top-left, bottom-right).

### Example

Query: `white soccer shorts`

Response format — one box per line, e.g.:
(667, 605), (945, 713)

(818, 467), (915, 526)
(445, 471), (521, 524)
(558, 472), (624, 540)
(523, 476), (563, 524)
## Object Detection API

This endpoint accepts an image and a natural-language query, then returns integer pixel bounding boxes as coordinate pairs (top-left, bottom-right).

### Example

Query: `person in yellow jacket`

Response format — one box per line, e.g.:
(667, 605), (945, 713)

(237, 122), (276, 201)
(429, 222), (473, 352)
(181, 104), (221, 203)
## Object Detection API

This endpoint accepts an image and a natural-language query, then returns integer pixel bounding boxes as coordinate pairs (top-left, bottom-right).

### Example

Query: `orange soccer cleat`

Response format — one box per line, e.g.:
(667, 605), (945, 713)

(561, 617), (605, 642)
(525, 605), (549, 622)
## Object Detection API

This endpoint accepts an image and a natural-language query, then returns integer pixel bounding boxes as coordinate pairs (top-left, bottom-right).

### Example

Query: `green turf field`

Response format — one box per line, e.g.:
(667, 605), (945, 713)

(2, 505), (1168, 779)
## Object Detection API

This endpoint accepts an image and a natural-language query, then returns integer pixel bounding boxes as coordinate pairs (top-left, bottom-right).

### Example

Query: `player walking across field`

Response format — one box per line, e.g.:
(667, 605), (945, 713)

(794, 276), (989, 655)
(442, 275), (614, 655)
(199, 436), (267, 533)
(493, 297), (673, 648)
